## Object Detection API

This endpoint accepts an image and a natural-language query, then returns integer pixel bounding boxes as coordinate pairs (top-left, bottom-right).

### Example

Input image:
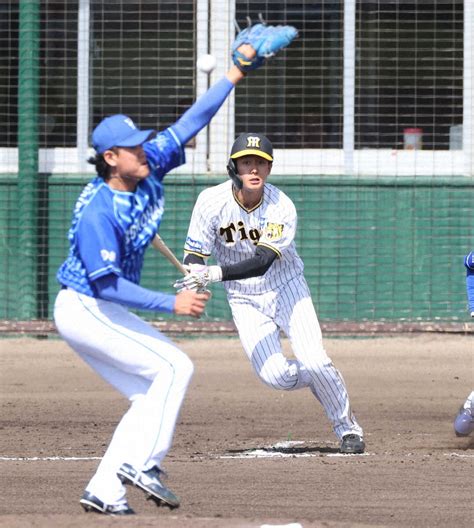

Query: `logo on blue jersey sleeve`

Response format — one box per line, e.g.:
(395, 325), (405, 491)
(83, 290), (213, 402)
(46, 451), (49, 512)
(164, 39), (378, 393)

(100, 249), (117, 262)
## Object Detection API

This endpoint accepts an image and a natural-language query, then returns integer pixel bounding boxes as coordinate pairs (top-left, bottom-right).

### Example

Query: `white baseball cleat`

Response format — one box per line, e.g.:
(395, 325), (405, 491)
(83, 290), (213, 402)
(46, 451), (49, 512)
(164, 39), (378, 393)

(454, 406), (474, 437)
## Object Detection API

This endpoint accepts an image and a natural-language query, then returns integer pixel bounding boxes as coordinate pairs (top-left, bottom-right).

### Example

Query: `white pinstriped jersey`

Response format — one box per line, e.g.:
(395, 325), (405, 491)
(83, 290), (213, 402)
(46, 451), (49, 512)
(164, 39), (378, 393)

(184, 180), (304, 295)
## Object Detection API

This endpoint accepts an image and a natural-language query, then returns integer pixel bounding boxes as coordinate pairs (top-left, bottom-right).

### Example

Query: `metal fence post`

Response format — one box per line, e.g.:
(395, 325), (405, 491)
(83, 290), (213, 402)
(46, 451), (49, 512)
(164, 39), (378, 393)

(18, 0), (40, 319)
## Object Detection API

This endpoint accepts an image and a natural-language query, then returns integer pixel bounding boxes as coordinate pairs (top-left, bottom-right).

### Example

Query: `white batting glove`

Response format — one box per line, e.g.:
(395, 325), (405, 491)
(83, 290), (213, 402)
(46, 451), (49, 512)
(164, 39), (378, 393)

(174, 265), (223, 292)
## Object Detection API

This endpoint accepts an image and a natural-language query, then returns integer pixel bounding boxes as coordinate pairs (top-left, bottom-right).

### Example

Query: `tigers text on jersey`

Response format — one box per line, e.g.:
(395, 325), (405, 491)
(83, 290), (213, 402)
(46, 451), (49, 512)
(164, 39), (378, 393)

(57, 128), (184, 296)
(184, 180), (304, 295)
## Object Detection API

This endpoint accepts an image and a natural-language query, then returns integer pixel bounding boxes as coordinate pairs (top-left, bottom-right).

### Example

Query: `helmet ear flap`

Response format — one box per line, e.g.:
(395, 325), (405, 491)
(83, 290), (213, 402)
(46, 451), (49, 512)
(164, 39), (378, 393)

(226, 158), (243, 190)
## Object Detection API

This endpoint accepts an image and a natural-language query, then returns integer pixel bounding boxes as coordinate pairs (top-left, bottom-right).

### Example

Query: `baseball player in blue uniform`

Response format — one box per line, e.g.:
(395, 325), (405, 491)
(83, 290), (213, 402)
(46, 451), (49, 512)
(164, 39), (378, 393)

(175, 133), (365, 455)
(453, 251), (474, 436)
(54, 23), (298, 515)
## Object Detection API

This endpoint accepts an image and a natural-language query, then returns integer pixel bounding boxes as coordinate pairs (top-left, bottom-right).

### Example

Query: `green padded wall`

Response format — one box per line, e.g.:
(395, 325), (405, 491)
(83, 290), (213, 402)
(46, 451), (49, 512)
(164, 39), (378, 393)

(288, 177), (472, 320)
(1, 175), (472, 323)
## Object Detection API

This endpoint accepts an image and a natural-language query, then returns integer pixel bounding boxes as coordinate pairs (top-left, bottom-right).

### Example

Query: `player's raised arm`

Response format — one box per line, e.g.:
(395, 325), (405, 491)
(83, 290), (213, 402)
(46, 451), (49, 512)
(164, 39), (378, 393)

(169, 20), (298, 147)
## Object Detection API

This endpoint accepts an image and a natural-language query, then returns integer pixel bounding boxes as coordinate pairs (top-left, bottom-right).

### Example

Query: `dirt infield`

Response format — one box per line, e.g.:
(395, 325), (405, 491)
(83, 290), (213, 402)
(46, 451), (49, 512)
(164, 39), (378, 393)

(0, 334), (472, 528)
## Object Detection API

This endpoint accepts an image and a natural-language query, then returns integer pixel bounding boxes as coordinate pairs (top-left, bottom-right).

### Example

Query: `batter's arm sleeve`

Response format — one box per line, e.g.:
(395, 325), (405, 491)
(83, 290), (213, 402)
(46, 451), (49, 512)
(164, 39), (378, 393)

(221, 245), (278, 280)
(183, 253), (206, 266)
(183, 246), (276, 281)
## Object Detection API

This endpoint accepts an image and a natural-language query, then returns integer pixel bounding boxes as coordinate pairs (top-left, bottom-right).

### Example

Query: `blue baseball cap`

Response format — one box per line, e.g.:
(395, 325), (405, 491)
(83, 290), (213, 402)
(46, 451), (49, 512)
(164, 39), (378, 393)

(92, 114), (154, 154)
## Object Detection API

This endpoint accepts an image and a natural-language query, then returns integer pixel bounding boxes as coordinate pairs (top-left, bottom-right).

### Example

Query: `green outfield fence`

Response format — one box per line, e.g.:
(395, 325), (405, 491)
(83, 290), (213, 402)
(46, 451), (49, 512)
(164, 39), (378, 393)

(1, 173), (473, 330)
(1, 1), (473, 334)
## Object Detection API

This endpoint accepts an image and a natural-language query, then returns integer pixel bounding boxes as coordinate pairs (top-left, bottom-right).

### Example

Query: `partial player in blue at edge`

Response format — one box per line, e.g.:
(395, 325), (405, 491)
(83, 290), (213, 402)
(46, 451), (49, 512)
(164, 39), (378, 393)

(453, 251), (474, 437)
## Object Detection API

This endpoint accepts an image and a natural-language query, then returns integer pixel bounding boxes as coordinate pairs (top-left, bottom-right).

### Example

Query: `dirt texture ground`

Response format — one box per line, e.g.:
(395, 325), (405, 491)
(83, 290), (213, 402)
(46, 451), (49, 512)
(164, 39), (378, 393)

(0, 334), (472, 528)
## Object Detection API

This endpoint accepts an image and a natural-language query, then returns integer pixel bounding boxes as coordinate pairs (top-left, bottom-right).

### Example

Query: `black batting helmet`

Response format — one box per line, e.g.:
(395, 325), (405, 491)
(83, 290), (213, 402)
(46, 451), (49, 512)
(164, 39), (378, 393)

(226, 133), (273, 189)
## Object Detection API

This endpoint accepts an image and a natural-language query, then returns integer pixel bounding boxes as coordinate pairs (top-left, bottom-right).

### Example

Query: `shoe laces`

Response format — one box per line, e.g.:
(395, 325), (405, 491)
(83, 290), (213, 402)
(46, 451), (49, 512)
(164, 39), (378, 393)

(343, 434), (360, 441)
(144, 466), (168, 484)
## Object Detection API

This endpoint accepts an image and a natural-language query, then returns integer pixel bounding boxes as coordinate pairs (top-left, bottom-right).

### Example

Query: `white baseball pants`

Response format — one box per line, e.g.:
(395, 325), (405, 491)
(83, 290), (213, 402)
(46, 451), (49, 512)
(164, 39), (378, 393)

(228, 274), (363, 440)
(54, 288), (193, 504)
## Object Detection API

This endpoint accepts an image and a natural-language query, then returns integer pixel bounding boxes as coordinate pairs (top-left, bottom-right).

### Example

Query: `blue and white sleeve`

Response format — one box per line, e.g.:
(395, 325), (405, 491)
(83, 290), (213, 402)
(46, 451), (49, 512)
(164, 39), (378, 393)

(143, 129), (186, 181)
(77, 211), (123, 281)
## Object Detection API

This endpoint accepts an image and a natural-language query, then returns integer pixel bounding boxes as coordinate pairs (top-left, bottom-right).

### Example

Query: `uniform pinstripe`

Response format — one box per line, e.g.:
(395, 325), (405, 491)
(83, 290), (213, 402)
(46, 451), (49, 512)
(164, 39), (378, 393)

(184, 180), (363, 440)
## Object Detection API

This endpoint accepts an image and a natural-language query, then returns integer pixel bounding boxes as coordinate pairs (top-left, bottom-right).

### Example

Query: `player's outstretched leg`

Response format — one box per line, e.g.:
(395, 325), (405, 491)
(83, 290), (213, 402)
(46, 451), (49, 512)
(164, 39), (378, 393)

(279, 283), (365, 454)
(454, 391), (474, 437)
(117, 463), (180, 509)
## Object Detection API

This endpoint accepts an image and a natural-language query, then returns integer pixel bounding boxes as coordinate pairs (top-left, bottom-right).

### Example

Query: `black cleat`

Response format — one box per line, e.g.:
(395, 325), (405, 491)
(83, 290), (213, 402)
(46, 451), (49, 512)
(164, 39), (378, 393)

(340, 434), (365, 454)
(79, 491), (135, 515)
(118, 462), (180, 509)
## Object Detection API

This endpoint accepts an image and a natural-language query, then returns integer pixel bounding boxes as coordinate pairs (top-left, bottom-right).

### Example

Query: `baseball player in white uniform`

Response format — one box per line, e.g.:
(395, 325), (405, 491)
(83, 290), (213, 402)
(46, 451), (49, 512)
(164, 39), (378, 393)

(453, 251), (474, 436)
(53, 25), (298, 516)
(175, 133), (365, 454)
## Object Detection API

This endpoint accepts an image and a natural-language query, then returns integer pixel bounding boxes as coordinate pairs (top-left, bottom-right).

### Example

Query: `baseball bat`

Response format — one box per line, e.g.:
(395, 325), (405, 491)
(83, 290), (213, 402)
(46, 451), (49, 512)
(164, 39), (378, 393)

(151, 234), (188, 276)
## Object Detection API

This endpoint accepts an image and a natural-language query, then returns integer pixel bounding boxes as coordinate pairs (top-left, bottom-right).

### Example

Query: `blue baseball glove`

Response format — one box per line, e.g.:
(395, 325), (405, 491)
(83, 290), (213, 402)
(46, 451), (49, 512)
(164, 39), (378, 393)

(232, 17), (298, 73)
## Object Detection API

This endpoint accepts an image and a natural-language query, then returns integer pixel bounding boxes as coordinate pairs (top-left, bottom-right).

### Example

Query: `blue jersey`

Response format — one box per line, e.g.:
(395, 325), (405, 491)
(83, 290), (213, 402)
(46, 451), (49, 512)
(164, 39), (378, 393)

(57, 128), (184, 296)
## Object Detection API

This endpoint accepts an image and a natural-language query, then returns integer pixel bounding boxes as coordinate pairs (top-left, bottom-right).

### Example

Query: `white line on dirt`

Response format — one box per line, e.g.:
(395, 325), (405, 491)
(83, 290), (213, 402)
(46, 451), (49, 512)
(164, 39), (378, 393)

(260, 524), (303, 528)
(219, 450), (372, 459)
(1, 452), (471, 462)
(0, 456), (102, 461)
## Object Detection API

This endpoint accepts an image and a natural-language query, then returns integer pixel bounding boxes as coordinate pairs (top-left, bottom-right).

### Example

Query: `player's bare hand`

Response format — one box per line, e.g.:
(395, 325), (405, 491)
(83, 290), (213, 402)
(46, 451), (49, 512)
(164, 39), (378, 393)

(236, 43), (256, 60)
(174, 289), (210, 318)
